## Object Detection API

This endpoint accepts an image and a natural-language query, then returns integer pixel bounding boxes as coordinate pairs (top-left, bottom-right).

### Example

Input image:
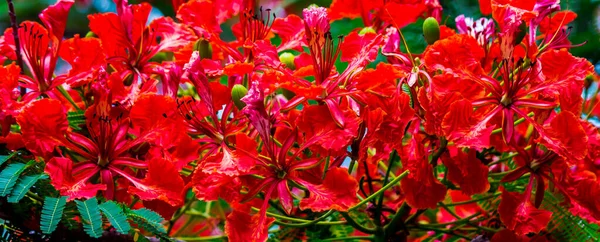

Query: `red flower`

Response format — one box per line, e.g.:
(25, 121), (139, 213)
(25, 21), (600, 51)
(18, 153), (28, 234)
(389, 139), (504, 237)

(17, 89), (191, 204)
(400, 136), (447, 209)
(8, 0), (74, 97)
(441, 148), (490, 196)
(299, 167), (359, 212)
(89, 0), (193, 81)
(58, 34), (106, 87)
(127, 158), (185, 206)
(225, 208), (274, 242)
(296, 104), (360, 154)
(498, 189), (552, 236)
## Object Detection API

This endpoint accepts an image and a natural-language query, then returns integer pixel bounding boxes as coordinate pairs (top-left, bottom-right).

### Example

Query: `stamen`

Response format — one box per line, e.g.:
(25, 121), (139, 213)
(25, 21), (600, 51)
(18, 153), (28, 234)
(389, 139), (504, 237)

(242, 6), (275, 43)
(308, 32), (343, 84)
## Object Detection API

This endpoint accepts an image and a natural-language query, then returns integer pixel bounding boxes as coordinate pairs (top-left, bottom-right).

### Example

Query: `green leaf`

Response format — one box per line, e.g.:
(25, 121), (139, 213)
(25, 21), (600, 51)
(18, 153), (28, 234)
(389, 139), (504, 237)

(0, 161), (33, 196)
(0, 152), (17, 166)
(67, 110), (86, 130)
(75, 197), (103, 238)
(542, 191), (600, 242)
(127, 208), (169, 240)
(99, 201), (131, 234)
(41, 196), (68, 234)
(7, 174), (48, 203)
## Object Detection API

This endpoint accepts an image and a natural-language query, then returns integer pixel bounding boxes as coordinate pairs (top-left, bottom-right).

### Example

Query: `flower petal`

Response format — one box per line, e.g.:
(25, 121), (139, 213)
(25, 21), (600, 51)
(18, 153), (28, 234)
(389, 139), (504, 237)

(299, 167), (359, 212)
(126, 158), (185, 206)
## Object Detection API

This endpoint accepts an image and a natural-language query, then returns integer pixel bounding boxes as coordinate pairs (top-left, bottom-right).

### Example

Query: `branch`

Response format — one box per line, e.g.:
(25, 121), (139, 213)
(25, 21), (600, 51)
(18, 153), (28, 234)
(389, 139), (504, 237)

(6, 0), (25, 96)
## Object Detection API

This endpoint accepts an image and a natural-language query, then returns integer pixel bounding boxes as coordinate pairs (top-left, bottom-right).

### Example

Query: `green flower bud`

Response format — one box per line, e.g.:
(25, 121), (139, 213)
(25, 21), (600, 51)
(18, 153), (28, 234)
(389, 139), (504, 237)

(359, 26), (376, 36)
(231, 84), (249, 110)
(279, 52), (296, 69)
(85, 31), (97, 38)
(423, 17), (440, 45)
(194, 39), (212, 59)
(585, 74), (595, 89)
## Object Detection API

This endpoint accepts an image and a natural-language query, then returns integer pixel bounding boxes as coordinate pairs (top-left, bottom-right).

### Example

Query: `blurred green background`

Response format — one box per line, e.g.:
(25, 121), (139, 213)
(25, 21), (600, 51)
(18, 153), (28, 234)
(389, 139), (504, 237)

(1, 0), (599, 69)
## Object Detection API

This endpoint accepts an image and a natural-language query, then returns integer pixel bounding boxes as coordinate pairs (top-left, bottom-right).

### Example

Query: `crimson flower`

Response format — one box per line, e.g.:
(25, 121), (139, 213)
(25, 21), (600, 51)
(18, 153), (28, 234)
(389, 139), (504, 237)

(88, 0), (193, 82)
(17, 86), (193, 205)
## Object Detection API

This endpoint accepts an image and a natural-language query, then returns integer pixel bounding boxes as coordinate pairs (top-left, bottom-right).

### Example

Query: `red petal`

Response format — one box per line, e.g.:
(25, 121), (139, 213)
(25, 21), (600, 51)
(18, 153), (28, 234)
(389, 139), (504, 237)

(539, 11), (577, 34)
(127, 158), (185, 206)
(535, 49), (593, 96)
(45, 158), (105, 200)
(277, 181), (294, 214)
(271, 14), (306, 52)
(498, 190), (552, 236)
(442, 148), (490, 196)
(39, 0), (74, 43)
(380, 2), (428, 29)
(147, 17), (195, 52)
(0, 62), (20, 90)
(299, 167), (359, 212)
(177, 0), (221, 37)
(340, 31), (379, 63)
(16, 99), (69, 158)
(539, 111), (588, 162)
(423, 34), (485, 76)
(223, 62), (254, 76)
(191, 168), (241, 203)
(442, 99), (496, 148)
(400, 137), (447, 209)
(88, 13), (131, 59)
(130, 94), (185, 144)
(225, 209), (274, 242)
(479, 0), (492, 15)
(297, 104), (360, 153)
(59, 35), (105, 86)
(328, 0), (383, 21)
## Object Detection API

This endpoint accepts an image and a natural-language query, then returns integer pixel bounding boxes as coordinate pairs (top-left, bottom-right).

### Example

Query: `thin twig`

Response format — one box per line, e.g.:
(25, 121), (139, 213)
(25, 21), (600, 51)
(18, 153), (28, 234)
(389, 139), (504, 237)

(6, 0), (25, 96)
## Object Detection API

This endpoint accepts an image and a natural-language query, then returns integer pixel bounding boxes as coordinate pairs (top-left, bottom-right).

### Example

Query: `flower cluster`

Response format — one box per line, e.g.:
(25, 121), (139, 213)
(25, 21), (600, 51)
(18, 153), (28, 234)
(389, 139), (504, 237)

(0, 0), (599, 241)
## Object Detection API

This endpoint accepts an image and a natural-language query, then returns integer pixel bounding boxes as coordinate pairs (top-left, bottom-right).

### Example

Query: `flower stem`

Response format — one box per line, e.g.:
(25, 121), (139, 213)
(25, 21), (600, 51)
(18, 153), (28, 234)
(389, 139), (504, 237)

(430, 137), (447, 166)
(340, 212), (377, 234)
(443, 192), (501, 207)
(375, 150), (397, 226)
(348, 170), (409, 212)
(57, 86), (82, 111)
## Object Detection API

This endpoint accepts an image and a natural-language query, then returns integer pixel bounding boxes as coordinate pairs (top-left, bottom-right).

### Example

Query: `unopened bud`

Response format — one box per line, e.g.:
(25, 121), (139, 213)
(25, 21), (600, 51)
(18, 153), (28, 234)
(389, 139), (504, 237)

(231, 84), (248, 110)
(85, 31), (97, 38)
(359, 26), (376, 36)
(279, 52), (296, 69)
(194, 39), (212, 59)
(585, 74), (595, 89)
(423, 17), (440, 45)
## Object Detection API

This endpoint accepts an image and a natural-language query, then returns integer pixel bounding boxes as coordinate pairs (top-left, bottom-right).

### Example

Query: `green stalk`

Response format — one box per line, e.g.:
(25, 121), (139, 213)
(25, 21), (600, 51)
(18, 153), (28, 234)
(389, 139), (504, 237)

(340, 212), (377, 234)
(443, 192), (501, 207)
(375, 151), (397, 226)
(348, 170), (410, 212)
(57, 86), (82, 111)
